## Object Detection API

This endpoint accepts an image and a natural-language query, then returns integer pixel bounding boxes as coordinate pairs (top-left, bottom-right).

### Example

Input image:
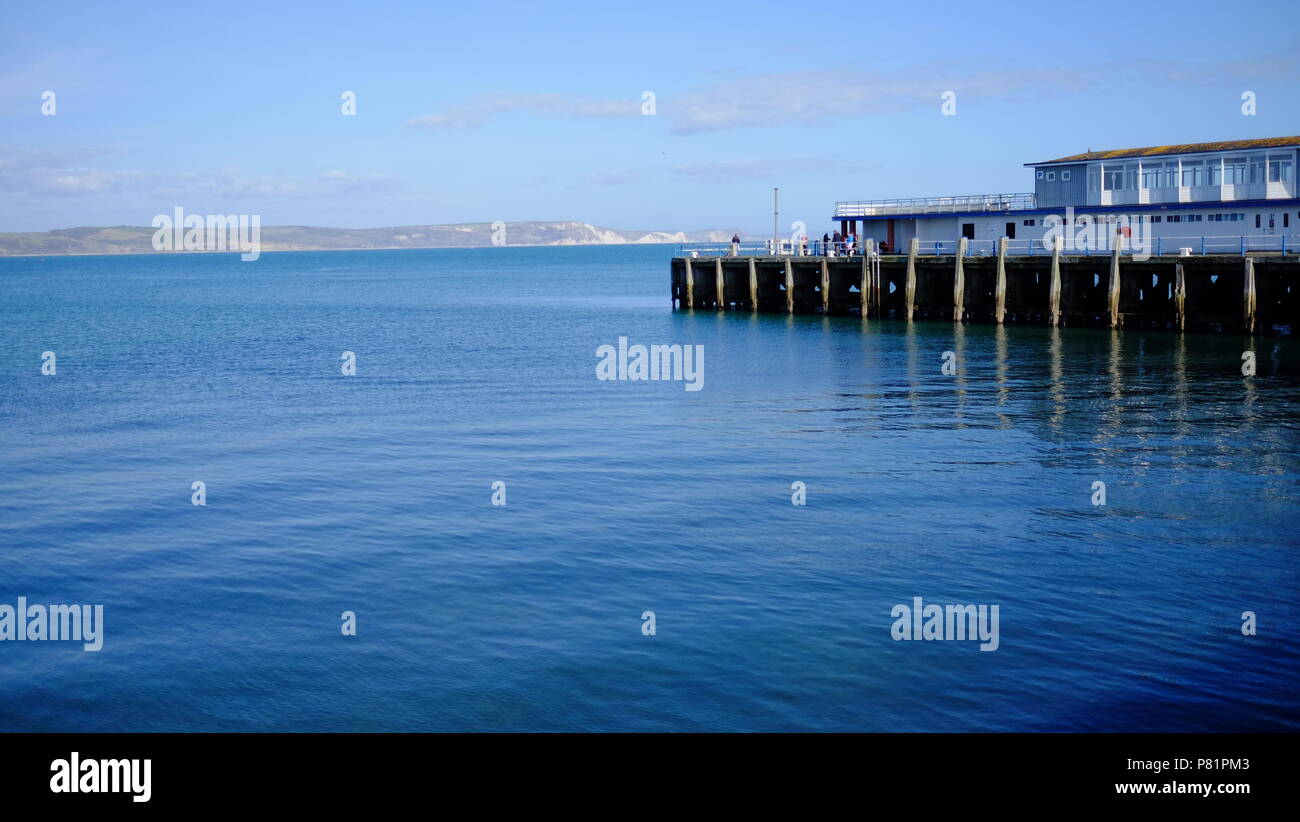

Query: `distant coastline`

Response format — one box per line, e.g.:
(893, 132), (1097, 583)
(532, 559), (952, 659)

(0, 221), (756, 258)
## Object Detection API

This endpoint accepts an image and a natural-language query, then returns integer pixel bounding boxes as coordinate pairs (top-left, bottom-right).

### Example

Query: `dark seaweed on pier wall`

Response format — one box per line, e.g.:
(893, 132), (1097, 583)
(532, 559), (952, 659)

(671, 252), (1298, 334)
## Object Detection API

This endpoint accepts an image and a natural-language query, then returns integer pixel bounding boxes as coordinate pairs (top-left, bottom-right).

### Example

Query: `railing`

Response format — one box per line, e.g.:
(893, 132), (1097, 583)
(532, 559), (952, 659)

(677, 235), (1298, 258)
(679, 241), (781, 257)
(679, 239), (869, 257)
(919, 234), (1300, 256)
(833, 193), (1035, 217)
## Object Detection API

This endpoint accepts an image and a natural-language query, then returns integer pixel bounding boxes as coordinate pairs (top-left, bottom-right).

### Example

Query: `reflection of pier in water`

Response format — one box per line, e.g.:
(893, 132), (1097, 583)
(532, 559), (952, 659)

(697, 308), (1293, 484)
(671, 240), (1298, 334)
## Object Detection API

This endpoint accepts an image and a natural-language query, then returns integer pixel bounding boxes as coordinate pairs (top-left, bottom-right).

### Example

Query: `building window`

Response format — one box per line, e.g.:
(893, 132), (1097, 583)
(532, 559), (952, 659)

(1225, 156), (1248, 184)
(1103, 167), (1124, 191)
(1286, 213), (1291, 228)
(1061, 170), (1072, 182)
(1153, 215), (1162, 223)
(1256, 214), (1261, 228)
(1207, 157), (1221, 186)
(1250, 155), (1266, 184)
(1181, 159), (1205, 187)
(1088, 168), (1100, 192)
(1036, 170), (1045, 180)
(1268, 154), (1293, 183)
(1046, 171), (1056, 181)
(1022, 219), (1036, 226)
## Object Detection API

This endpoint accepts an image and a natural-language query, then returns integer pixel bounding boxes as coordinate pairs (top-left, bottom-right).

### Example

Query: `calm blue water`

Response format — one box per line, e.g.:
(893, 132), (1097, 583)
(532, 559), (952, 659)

(1, 245), (1297, 731)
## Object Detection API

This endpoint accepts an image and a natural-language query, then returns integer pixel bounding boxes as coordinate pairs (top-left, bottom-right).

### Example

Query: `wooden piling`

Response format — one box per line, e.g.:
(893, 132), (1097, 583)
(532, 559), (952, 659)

(953, 237), (967, 322)
(1048, 237), (1062, 327)
(715, 257), (725, 311)
(994, 236), (1008, 324)
(860, 247), (870, 316)
(1244, 256), (1257, 334)
(748, 257), (758, 311)
(905, 237), (918, 321)
(1108, 235), (1123, 329)
(1174, 263), (1186, 331)
(867, 239), (881, 316)
(784, 258), (794, 314)
(684, 257), (694, 309)
(820, 259), (830, 313)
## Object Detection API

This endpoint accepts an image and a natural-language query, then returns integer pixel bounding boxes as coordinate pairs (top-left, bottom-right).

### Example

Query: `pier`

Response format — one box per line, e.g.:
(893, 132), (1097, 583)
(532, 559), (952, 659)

(670, 239), (1298, 334)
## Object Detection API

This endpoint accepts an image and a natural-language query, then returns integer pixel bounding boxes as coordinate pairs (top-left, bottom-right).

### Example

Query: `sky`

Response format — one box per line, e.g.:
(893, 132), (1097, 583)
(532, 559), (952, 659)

(2, 0), (1299, 235)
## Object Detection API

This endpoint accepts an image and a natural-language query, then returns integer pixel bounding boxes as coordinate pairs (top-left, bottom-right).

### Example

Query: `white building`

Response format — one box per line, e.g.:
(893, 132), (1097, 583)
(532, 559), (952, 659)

(835, 137), (1299, 254)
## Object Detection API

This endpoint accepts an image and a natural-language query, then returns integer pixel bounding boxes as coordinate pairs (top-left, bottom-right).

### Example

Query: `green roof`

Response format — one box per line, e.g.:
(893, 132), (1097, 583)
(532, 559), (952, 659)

(1027, 136), (1300, 166)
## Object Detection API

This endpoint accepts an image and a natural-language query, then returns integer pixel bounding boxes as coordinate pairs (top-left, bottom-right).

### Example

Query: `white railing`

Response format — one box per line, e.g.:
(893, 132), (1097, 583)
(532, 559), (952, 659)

(834, 193), (1035, 217)
(678, 235), (1299, 258)
(679, 239), (866, 257)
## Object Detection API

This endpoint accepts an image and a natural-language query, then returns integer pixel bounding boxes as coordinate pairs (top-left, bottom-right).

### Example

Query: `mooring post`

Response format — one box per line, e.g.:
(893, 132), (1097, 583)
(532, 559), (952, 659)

(995, 236), (1008, 324)
(1108, 234), (1123, 329)
(1174, 263), (1186, 331)
(1048, 236), (1062, 327)
(905, 237), (918, 321)
(785, 258), (794, 314)
(859, 244), (870, 316)
(684, 256), (694, 309)
(748, 257), (758, 311)
(820, 259), (830, 313)
(1243, 256), (1257, 334)
(715, 257), (725, 311)
(870, 240), (882, 316)
(953, 237), (967, 322)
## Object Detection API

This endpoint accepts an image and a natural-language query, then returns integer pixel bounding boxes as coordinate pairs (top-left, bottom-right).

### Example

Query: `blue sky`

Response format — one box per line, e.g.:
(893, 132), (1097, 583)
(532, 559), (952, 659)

(2, 0), (1298, 234)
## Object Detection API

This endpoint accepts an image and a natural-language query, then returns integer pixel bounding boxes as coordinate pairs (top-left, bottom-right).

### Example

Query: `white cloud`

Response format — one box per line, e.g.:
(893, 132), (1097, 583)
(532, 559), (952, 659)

(407, 92), (640, 129)
(402, 49), (1300, 137)
(670, 156), (850, 181)
(0, 147), (398, 200)
(665, 66), (1086, 134)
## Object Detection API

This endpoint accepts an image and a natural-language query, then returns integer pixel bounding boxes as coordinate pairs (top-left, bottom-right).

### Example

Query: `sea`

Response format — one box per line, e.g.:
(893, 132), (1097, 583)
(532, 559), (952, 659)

(1, 244), (1297, 731)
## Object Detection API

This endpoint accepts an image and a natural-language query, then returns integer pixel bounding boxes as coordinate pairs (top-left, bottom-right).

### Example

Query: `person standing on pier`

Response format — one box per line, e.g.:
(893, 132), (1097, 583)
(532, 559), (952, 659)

(731, 233), (740, 257)
(821, 232), (830, 256)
